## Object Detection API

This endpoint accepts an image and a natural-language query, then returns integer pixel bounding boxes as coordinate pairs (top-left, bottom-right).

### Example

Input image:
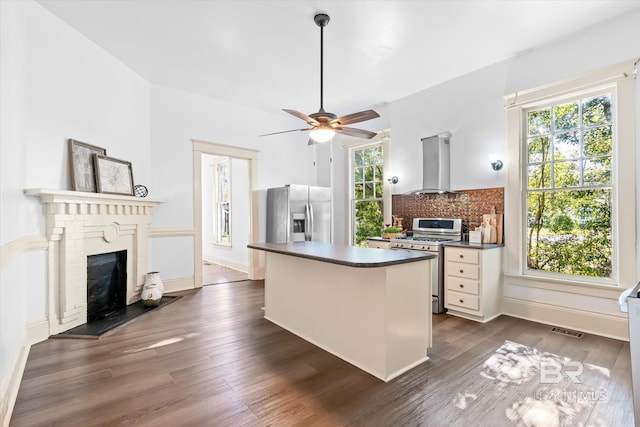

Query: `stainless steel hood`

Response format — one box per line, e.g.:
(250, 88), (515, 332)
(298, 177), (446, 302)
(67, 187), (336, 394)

(407, 132), (452, 194)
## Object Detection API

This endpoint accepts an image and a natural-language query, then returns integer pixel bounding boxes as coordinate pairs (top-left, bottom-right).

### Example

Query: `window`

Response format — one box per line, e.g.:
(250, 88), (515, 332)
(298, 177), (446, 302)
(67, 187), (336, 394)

(351, 144), (384, 246)
(525, 94), (613, 279)
(504, 61), (636, 288)
(215, 159), (231, 244)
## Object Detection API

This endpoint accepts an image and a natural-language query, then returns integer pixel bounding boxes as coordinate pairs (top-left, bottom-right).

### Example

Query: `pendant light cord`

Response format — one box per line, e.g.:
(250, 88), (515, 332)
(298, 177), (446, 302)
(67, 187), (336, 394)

(319, 23), (324, 112)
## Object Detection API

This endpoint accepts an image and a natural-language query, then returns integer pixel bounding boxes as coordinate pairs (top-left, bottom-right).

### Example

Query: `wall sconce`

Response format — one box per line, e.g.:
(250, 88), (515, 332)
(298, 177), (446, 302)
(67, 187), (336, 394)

(489, 154), (503, 171)
(387, 176), (399, 184)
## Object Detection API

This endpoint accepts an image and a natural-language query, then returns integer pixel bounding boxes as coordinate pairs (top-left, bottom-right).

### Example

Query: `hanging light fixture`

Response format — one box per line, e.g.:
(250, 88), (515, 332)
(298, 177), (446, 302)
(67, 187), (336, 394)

(260, 13), (380, 144)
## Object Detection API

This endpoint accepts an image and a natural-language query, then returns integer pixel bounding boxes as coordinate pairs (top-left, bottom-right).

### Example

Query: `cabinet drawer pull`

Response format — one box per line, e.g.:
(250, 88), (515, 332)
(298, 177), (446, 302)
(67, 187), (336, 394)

(459, 269), (464, 274)
(459, 299), (464, 303)
(459, 254), (464, 258)
(459, 284), (464, 288)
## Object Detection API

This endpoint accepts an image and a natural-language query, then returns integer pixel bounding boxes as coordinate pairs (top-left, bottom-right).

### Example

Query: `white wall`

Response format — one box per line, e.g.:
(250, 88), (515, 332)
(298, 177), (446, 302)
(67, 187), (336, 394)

(0, 0), (151, 420)
(378, 9), (640, 338)
(148, 84), (312, 280)
(201, 155), (250, 272)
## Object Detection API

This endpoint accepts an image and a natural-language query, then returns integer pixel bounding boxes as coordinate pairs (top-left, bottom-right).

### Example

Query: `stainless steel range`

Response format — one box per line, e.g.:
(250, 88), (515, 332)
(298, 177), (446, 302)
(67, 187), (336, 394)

(390, 218), (462, 314)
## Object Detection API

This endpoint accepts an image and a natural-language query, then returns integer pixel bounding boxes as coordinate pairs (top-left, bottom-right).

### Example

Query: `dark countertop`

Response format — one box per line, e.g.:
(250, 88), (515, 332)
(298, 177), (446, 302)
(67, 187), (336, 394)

(441, 241), (504, 250)
(247, 241), (435, 268)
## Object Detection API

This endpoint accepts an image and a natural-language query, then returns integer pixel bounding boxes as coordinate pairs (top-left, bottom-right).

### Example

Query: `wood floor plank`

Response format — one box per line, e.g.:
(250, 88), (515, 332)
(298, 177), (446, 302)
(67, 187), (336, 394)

(10, 280), (635, 426)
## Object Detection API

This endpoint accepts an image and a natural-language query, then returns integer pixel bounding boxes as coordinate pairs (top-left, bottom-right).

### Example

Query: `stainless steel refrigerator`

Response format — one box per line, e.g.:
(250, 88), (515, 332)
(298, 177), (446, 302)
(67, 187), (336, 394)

(266, 184), (331, 243)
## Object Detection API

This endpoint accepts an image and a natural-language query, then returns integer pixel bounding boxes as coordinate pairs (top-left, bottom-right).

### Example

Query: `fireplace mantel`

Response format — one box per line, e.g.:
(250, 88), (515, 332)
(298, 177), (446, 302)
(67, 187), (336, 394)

(25, 188), (163, 335)
(25, 188), (163, 207)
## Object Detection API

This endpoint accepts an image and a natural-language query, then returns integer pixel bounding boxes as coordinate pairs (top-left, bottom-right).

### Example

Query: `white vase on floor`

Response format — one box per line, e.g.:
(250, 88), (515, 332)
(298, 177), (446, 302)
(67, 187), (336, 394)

(141, 271), (164, 307)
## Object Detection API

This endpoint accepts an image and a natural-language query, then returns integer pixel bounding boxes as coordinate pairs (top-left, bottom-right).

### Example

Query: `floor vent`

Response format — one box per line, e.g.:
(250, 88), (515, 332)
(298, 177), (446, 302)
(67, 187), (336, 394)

(551, 327), (584, 338)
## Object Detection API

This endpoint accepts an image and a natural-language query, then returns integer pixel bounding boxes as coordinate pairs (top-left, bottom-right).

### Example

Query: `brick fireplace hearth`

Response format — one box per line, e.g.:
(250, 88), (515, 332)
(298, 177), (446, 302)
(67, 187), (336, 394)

(25, 189), (161, 335)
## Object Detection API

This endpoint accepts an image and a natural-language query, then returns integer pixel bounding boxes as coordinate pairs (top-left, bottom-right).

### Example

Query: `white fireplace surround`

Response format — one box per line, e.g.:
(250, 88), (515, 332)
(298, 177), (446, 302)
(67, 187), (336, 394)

(25, 189), (162, 335)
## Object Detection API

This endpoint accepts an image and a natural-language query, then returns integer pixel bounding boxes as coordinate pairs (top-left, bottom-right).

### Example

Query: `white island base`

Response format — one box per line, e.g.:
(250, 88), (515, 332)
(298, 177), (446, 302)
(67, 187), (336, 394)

(256, 243), (433, 382)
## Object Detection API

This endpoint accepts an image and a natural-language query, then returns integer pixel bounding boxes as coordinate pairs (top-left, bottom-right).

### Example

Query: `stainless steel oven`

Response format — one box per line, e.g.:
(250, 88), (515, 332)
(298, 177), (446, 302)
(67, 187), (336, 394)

(390, 218), (462, 314)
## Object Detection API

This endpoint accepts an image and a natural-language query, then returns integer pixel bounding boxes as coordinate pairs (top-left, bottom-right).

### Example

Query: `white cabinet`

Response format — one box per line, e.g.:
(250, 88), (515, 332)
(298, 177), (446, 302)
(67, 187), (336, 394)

(444, 246), (502, 322)
(368, 239), (390, 249)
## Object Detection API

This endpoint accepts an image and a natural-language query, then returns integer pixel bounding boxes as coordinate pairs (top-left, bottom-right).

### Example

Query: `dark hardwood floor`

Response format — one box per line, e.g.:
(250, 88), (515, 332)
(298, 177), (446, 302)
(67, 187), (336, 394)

(11, 281), (634, 426)
(202, 262), (249, 285)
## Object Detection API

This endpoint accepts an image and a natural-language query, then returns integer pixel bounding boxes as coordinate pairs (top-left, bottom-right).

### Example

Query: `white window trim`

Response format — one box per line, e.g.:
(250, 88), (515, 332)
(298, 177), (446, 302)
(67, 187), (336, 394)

(504, 61), (636, 291)
(343, 129), (391, 246)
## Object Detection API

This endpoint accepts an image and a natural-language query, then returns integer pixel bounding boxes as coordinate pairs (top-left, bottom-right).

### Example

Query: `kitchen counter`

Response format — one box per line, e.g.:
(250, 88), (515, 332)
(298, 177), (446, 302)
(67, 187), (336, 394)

(441, 241), (504, 250)
(367, 236), (390, 242)
(248, 241), (433, 381)
(248, 241), (433, 267)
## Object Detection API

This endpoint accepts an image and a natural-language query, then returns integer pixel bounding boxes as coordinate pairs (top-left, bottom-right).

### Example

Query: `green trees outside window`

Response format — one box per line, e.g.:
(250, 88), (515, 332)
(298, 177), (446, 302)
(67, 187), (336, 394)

(352, 145), (384, 246)
(525, 94), (613, 278)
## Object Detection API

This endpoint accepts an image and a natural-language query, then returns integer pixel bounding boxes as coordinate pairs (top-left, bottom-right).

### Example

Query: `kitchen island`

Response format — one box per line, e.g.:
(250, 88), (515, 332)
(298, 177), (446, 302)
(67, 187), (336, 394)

(247, 241), (435, 381)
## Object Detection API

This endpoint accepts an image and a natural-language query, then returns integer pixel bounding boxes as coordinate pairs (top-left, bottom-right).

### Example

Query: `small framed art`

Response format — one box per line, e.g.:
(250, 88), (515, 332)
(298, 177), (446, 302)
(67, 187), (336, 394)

(69, 139), (106, 192)
(93, 154), (134, 196)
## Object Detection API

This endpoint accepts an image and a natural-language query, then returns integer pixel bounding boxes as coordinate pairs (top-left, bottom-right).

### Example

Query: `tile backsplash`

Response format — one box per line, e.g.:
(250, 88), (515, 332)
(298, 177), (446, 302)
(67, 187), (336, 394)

(392, 187), (504, 234)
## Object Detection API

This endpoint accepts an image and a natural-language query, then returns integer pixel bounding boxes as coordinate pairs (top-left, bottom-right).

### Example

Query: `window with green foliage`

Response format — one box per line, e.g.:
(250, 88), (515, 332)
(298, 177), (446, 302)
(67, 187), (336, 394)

(525, 94), (613, 279)
(351, 144), (384, 246)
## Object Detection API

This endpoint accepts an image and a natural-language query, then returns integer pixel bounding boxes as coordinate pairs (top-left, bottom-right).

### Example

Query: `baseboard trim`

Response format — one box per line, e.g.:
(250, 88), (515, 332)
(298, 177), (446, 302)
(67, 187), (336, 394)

(162, 276), (196, 292)
(0, 235), (48, 270)
(249, 267), (265, 280)
(1, 319), (49, 427)
(502, 297), (629, 341)
(203, 257), (248, 273)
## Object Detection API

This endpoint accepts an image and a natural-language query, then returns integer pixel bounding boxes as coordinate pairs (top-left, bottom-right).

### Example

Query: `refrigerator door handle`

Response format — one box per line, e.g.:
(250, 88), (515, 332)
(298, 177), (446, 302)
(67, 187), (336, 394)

(305, 203), (311, 241)
(309, 202), (315, 242)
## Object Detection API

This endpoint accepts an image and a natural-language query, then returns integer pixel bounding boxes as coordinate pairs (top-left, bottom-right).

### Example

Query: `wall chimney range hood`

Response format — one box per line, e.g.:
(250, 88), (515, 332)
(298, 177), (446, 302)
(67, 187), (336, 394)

(407, 132), (452, 194)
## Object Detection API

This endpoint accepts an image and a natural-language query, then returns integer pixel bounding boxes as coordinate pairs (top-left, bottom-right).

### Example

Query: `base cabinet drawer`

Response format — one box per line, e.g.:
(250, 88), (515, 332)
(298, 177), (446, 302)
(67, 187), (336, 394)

(446, 277), (480, 295)
(447, 261), (480, 280)
(446, 290), (480, 311)
(446, 247), (479, 264)
(444, 246), (502, 323)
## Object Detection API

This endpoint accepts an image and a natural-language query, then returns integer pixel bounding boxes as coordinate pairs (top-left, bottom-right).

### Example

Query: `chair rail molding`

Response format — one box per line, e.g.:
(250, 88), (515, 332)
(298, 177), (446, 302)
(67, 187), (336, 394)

(0, 235), (48, 270)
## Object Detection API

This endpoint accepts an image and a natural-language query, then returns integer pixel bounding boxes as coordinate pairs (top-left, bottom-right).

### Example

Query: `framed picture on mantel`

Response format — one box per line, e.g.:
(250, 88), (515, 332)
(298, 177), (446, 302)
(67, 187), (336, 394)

(69, 139), (106, 192)
(93, 154), (134, 196)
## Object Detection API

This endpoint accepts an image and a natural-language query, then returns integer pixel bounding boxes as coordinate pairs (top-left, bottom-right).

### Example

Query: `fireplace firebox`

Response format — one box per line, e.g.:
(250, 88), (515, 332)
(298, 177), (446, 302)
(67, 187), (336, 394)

(87, 250), (127, 322)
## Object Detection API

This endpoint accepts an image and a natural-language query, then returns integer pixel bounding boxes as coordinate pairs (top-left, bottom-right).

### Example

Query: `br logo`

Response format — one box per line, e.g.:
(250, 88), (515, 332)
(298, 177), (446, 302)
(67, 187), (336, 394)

(540, 360), (584, 384)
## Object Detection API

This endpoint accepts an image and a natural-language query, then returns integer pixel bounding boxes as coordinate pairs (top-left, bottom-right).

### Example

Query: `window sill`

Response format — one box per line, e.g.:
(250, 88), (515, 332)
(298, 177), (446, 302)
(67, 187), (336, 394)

(504, 273), (626, 300)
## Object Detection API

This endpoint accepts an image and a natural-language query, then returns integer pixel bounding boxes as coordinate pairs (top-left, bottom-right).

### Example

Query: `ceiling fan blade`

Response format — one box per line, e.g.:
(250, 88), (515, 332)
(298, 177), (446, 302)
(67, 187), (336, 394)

(337, 127), (378, 139)
(260, 127), (314, 137)
(283, 109), (320, 126)
(331, 110), (379, 126)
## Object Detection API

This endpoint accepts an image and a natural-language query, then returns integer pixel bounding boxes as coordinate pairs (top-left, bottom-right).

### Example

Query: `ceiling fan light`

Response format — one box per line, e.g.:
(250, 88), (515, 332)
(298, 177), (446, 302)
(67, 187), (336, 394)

(309, 128), (335, 143)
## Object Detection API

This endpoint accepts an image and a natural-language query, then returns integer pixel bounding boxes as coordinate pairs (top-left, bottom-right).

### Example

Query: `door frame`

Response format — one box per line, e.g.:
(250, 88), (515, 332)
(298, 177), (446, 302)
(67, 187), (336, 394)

(192, 139), (259, 286)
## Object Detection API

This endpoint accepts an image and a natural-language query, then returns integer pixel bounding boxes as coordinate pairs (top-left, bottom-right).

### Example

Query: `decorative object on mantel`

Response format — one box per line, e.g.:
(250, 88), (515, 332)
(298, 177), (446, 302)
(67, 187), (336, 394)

(94, 154), (135, 196)
(134, 184), (149, 197)
(69, 139), (106, 192)
(141, 271), (164, 307)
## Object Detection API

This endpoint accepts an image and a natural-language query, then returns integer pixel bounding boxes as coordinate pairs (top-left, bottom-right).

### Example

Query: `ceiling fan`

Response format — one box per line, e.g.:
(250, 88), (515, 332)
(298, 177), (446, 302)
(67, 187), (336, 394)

(261, 13), (380, 145)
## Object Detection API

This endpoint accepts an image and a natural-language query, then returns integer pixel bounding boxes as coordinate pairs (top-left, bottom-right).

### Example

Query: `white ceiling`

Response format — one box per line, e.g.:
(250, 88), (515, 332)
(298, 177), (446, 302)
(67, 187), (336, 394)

(38, 0), (640, 119)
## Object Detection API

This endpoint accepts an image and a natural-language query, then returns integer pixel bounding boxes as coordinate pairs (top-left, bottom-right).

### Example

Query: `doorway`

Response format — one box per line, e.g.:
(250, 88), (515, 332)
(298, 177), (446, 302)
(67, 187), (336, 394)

(201, 154), (250, 285)
(192, 140), (259, 288)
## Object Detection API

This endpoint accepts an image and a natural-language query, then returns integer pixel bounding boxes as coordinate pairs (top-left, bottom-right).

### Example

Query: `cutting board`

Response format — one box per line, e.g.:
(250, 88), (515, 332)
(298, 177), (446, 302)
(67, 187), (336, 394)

(482, 206), (503, 244)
